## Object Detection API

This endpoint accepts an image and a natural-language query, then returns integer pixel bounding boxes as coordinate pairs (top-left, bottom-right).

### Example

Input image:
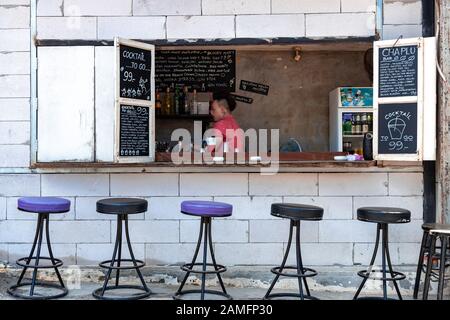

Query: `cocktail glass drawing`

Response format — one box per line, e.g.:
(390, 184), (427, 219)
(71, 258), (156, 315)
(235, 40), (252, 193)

(387, 117), (406, 140)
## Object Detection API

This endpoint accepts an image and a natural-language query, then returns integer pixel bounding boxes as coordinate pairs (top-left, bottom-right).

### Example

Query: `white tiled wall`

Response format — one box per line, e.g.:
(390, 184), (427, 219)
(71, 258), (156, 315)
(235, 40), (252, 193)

(0, 171), (424, 266)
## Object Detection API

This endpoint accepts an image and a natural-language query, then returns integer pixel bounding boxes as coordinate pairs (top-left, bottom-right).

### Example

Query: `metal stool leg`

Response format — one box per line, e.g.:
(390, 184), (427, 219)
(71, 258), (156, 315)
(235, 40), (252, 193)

(16, 214), (43, 286)
(384, 224), (402, 300)
(423, 234), (437, 300)
(295, 221), (306, 299)
(45, 215), (65, 288)
(100, 215), (121, 296)
(208, 219), (227, 295)
(381, 224), (388, 300)
(413, 231), (428, 299)
(264, 220), (294, 299)
(175, 218), (204, 294)
(437, 235), (448, 300)
(29, 214), (46, 296)
(124, 215), (150, 292)
(295, 221), (311, 297)
(115, 215), (123, 287)
(200, 217), (209, 300)
(354, 223), (381, 299)
(173, 217), (230, 300)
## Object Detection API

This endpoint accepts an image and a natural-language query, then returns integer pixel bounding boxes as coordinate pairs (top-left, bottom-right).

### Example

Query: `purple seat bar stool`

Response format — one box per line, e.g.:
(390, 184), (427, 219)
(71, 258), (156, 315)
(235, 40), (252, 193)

(173, 200), (233, 300)
(8, 197), (71, 299)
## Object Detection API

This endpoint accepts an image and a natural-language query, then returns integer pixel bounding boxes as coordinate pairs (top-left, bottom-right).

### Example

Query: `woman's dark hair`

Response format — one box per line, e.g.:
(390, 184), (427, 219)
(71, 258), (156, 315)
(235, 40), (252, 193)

(213, 90), (236, 112)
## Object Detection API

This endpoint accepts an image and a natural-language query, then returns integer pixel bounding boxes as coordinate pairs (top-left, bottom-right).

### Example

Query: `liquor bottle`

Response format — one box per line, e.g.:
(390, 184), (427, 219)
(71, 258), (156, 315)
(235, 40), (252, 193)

(191, 89), (198, 115)
(343, 114), (352, 135)
(163, 87), (172, 115)
(367, 113), (373, 132)
(351, 114), (356, 135)
(362, 113), (369, 133)
(183, 86), (189, 114)
(174, 87), (180, 115)
(178, 86), (186, 115)
(355, 113), (361, 134)
(155, 89), (162, 115)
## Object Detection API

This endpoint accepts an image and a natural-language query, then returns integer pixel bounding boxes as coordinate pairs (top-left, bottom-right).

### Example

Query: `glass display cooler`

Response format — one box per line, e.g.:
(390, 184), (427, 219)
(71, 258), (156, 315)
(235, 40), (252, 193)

(329, 87), (374, 154)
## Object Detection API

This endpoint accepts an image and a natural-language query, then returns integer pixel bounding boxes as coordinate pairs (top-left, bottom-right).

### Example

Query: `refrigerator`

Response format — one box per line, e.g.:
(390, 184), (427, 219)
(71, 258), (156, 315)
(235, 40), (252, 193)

(329, 87), (374, 154)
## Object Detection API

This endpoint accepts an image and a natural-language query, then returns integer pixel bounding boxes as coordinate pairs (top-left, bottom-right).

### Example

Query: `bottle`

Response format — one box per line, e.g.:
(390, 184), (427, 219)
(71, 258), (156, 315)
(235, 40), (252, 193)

(191, 89), (198, 115)
(163, 87), (172, 115)
(367, 113), (373, 132)
(355, 113), (361, 134)
(351, 114), (356, 135)
(362, 113), (369, 133)
(343, 114), (352, 135)
(182, 86), (189, 114)
(155, 89), (162, 115)
(174, 87), (180, 115)
(178, 86), (186, 115)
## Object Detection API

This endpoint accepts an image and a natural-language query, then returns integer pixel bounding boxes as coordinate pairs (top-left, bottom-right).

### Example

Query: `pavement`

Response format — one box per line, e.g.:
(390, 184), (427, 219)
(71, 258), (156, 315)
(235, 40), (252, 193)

(0, 271), (418, 300)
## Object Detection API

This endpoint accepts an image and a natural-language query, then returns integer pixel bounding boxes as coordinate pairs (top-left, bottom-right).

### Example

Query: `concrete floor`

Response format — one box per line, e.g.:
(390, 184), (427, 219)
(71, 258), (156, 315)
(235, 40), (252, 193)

(0, 275), (416, 300)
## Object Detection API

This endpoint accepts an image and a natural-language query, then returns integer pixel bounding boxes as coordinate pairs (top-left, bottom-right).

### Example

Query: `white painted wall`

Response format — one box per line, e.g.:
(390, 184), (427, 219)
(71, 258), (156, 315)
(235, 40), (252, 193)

(37, 46), (95, 162)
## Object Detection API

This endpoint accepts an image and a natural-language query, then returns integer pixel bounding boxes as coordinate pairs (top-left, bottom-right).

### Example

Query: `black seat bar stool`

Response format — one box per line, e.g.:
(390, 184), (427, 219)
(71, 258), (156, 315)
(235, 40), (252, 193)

(8, 197), (71, 299)
(353, 207), (411, 300)
(413, 223), (450, 299)
(92, 198), (151, 300)
(174, 200), (233, 300)
(422, 229), (450, 300)
(264, 203), (323, 300)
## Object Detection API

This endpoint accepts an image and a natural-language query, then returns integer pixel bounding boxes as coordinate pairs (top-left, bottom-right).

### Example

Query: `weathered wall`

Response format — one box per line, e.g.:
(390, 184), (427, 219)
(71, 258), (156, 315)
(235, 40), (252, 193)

(437, 0), (450, 223)
(0, 0), (31, 168)
(382, 0), (423, 40)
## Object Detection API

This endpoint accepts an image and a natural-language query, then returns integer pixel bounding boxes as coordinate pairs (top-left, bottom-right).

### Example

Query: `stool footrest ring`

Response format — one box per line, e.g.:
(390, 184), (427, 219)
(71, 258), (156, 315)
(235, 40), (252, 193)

(173, 289), (232, 300)
(270, 266), (317, 278)
(264, 293), (319, 300)
(92, 285), (151, 300)
(99, 259), (145, 270)
(357, 269), (406, 281)
(7, 282), (68, 300)
(181, 263), (227, 274)
(16, 257), (63, 269)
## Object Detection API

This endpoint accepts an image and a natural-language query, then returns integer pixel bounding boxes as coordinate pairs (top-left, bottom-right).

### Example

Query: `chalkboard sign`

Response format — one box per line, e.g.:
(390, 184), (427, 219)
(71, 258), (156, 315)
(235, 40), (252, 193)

(119, 105), (149, 157)
(239, 80), (269, 96)
(119, 44), (152, 101)
(155, 50), (235, 92)
(378, 45), (418, 98)
(378, 103), (417, 154)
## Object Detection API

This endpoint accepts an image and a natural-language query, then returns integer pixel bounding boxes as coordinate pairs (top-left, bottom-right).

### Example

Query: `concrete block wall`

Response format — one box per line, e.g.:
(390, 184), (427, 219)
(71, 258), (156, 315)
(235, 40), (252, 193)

(0, 0), (30, 168)
(382, 0), (423, 40)
(36, 0), (377, 40)
(0, 172), (423, 267)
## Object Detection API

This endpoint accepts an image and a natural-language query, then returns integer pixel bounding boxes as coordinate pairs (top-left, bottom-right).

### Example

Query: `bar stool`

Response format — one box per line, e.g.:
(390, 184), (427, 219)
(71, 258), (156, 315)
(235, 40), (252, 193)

(413, 223), (450, 299)
(264, 203), (323, 300)
(353, 207), (411, 300)
(92, 198), (151, 300)
(8, 197), (70, 299)
(173, 200), (233, 300)
(422, 229), (450, 300)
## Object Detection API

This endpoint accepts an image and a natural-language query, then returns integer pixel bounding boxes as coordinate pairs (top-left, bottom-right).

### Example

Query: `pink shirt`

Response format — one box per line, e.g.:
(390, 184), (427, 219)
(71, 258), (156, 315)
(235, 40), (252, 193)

(213, 115), (243, 152)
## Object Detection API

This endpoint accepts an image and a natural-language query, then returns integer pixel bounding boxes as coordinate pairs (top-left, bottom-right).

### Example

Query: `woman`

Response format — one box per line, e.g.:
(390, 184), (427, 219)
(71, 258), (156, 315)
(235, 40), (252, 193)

(209, 93), (243, 153)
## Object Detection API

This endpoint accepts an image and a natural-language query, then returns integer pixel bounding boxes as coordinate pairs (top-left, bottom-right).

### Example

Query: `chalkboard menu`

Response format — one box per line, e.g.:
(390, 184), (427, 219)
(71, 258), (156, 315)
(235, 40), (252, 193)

(119, 44), (152, 101)
(155, 50), (235, 92)
(378, 103), (417, 154)
(119, 105), (149, 157)
(378, 45), (418, 98)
